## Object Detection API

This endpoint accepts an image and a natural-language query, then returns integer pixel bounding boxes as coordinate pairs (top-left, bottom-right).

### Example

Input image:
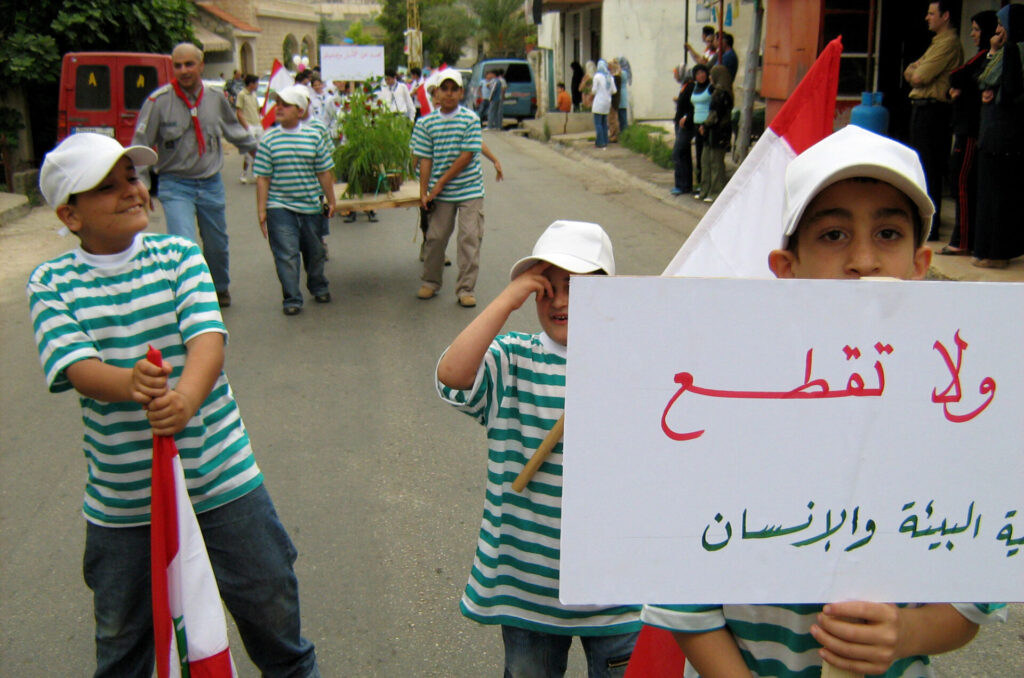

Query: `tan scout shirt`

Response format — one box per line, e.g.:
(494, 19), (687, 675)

(905, 30), (963, 102)
(132, 83), (258, 179)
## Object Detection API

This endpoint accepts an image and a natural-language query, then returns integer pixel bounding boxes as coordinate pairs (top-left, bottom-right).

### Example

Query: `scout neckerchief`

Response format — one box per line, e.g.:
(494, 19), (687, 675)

(171, 79), (206, 156)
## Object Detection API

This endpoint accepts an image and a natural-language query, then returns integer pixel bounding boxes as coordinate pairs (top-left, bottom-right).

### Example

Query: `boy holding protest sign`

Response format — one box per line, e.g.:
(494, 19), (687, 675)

(641, 126), (1006, 677)
(436, 220), (642, 676)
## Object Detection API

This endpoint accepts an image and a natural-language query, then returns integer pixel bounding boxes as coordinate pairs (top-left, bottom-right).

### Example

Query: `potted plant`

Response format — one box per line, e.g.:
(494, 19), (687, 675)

(333, 79), (415, 198)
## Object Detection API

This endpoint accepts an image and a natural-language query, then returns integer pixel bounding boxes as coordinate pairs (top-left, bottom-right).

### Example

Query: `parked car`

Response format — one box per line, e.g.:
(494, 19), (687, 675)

(464, 58), (537, 123)
(57, 52), (173, 148)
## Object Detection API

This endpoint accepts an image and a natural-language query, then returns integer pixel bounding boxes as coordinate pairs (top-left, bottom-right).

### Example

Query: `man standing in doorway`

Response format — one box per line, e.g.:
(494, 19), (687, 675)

(904, 0), (963, 240)
(133, 43), (259, 307)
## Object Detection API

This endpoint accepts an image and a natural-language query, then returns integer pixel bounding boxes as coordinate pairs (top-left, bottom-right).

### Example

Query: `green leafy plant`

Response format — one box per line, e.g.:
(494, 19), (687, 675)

(0, 107), (25, 190)
(332, 80), (415, 197)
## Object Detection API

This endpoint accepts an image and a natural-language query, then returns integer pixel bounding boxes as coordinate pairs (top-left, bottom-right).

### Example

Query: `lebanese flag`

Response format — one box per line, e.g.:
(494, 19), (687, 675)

(148, 346), (235, 678)
(261, 59), (295, 129)
(663, 37), (843, 278)
(415, 80), (433, 114)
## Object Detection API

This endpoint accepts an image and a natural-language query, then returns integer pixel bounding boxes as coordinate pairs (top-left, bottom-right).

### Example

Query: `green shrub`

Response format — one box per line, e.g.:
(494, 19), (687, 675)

(333, 80), (415, 197)
(649, 136), (674, 169)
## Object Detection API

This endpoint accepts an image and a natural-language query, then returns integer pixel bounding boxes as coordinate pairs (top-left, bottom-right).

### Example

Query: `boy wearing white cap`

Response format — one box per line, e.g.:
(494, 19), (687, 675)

(28, 133), (321, 678)
(410, 69), (487, 307)
(254, 85), (336, 315)
(642, 126), (1005, 677)
(437, 221), (641, 676)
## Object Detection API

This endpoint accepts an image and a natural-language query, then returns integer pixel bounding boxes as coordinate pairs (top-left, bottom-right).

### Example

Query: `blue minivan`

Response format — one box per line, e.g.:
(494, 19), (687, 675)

(464, 58), (537, 123)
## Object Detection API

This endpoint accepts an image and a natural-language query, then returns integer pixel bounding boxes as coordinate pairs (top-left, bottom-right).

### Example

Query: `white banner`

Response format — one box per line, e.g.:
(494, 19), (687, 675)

(560, 276), (1024, 605)
(319, 45), (385, 83)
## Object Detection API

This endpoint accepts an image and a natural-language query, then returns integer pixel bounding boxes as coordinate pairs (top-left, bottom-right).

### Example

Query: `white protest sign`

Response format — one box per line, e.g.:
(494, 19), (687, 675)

(560, 276), (1024, 605)
(319, 44), (385, 83)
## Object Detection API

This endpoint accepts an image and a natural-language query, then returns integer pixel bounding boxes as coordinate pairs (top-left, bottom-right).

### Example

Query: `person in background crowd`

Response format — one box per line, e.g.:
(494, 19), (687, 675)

(607, 59), (624, 142)
(972, 3), (1024, 268)
(939, 9), (998, 256)
(688, 64), (712, 197)
(570, 60), (584, 111)
(617, 56), (632, 133)
(904, 0), (963, 239)
(590, 60), (616, 149)
(487, 69), (506, 130)
(672, 66), (696, 196)
(708, 32), (739, 80)
(579, 60), (596, 110)
(379, 67), (416, 121)
(685, 25), (717, 66)
(699, 64), (733, 204)
(132, 42), (258, 309)
(236, 74), (263, 184)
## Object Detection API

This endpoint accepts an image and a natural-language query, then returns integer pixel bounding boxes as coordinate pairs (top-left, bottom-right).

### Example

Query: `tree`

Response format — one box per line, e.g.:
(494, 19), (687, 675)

(374, 0), (473, 67)
(0, 0), (195, 159)
(468, 0), (531, 57)
(345, 21), (377, 46)
(317, 16), (335, 50)
(422, 4), (476, 66)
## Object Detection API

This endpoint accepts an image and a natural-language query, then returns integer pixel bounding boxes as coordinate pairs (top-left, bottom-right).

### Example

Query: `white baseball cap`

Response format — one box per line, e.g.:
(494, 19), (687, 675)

(782, 125), (934, 246)
(275, 85), (309, 110)
(510, 220), (616, 280)
(39, 133), (158, 208)
(435, 69), (462, 88)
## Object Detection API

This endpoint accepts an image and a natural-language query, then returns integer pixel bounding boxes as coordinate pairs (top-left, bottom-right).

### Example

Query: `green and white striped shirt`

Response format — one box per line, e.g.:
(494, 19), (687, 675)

(437, 332), (642, 635)
(642, 602), (1007, 677)
(255, 123), (334, 214)
(27, 234), (263, 526)
(410, 105), (484, 203)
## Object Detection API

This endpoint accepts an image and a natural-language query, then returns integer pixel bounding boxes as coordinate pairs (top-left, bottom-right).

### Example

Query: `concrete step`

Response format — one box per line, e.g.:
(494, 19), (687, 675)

(0, 192), (31, 227)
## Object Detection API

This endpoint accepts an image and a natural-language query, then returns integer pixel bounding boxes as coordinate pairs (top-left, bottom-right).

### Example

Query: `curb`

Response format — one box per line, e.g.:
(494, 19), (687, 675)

(0, 193), (31, 227)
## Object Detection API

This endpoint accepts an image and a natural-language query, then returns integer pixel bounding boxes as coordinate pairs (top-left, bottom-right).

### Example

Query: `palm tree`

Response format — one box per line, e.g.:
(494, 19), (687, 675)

(468, 0), (531, 57)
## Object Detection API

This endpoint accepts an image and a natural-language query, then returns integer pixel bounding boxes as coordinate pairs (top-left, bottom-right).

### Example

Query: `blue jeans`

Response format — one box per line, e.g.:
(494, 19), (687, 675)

(593, 114), (609, 147)
(157, 173), (230, 292)
(502, 626), (638, 678)
(265, 208), (329, 309)
(489, 95), (504, 129)
(617, 107), (628, 132)
(672, 127), (693, 192)
(83, 485), (319, 678)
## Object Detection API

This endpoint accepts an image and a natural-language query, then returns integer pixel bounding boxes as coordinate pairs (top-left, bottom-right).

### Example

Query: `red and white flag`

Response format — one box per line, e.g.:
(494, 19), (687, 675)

(148, 346), (235, 678)
(663, 37), (843, 278)
(261, 59), (295, 128)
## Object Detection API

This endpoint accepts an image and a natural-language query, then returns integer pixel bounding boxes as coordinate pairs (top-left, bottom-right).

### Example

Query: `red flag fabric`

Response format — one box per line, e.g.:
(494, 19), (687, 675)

(623, 625), (686, 677)
(148, 346), (235, 678)
(261, 59), (295, 128)
(662, 37), (843, 278)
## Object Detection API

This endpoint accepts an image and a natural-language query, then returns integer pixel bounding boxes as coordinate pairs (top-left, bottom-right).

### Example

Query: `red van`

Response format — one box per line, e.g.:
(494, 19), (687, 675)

(57, 52), (173, 148)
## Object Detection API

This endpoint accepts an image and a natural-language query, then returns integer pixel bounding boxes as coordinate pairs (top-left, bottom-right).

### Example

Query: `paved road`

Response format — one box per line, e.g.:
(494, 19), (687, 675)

(1, 132), (1018, 676)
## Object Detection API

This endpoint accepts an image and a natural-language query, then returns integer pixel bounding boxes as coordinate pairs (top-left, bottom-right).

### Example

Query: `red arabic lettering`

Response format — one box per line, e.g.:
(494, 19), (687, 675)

(931, 330), (995, 423)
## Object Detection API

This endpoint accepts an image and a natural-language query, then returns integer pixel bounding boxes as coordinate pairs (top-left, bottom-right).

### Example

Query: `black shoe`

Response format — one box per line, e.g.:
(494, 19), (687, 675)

(314, 293), (331, 303)
(343, 212), (357, 223)
(367, 210), (378, 223)
(283, 306), (301, 316)
(216, 290), (231, 308)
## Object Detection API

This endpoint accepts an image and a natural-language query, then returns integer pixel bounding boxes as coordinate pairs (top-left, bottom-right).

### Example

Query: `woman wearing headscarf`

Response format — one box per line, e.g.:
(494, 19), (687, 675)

(939, 10), (998, 256)
(570, 61), (584, 111)
(579, 60), (596, 110)
(672, 67), (696, 195)
(699, 64), (733, 203)
(617, 56), (632, 133)
(591, 59), (617, 149)
(607, 59), (623, 142)
(972, 4), (1024, 268)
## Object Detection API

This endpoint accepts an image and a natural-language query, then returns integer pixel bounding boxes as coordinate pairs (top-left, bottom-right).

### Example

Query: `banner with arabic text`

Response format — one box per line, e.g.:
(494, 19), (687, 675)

(560, 277), (1023, 604)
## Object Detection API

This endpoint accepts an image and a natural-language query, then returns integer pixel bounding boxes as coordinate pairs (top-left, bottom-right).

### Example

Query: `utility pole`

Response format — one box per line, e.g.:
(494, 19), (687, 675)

(406, 0), (423, 70)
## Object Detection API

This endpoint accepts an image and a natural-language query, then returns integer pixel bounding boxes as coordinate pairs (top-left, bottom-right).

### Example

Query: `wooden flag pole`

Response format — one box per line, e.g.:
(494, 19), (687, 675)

(512, 414), (565, 492)
(821, 664), (862, 678)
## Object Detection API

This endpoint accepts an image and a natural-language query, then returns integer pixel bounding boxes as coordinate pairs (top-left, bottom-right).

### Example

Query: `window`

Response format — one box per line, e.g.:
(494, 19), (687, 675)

(123, 65), (160, 111)
(505, 64), (531, 83)
(822, 0), (877, 96)
(75, 65), (111, 111)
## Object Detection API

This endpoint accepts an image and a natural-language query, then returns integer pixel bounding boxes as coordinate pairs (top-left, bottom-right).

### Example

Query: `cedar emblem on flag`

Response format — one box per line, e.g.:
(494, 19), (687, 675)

(148, 346), (235, 678)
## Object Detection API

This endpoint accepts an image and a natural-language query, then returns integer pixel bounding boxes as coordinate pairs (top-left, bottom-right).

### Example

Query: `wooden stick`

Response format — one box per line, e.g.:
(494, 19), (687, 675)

(821, 663), (862, 678)
(512, 414), (565, 492)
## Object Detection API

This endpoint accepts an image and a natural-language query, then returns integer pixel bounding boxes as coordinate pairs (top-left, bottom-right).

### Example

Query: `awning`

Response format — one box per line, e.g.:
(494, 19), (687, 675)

(193, 24), (231, 53)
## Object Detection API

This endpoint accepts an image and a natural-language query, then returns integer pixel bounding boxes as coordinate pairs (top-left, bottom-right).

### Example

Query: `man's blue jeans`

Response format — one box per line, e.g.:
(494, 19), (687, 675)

(593, 114), (609, 148)
(83, 484), (320, 678)
(265, 208), (329, 309)
(157, 173), (231, 293)
(502, 625), (638, 678)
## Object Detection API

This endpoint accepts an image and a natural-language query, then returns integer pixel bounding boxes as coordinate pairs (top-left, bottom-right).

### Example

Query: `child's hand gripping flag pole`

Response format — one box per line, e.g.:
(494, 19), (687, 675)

(148, 346), (236, 678)
(639, 37), (860, 678)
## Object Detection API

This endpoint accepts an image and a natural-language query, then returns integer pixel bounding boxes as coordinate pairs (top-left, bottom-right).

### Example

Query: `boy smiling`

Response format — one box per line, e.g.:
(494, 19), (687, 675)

(28, 133), (321, 677)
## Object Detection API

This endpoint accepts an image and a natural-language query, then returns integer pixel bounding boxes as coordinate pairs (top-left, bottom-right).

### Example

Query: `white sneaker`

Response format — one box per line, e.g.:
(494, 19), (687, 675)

(239, 176), (249, 184)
